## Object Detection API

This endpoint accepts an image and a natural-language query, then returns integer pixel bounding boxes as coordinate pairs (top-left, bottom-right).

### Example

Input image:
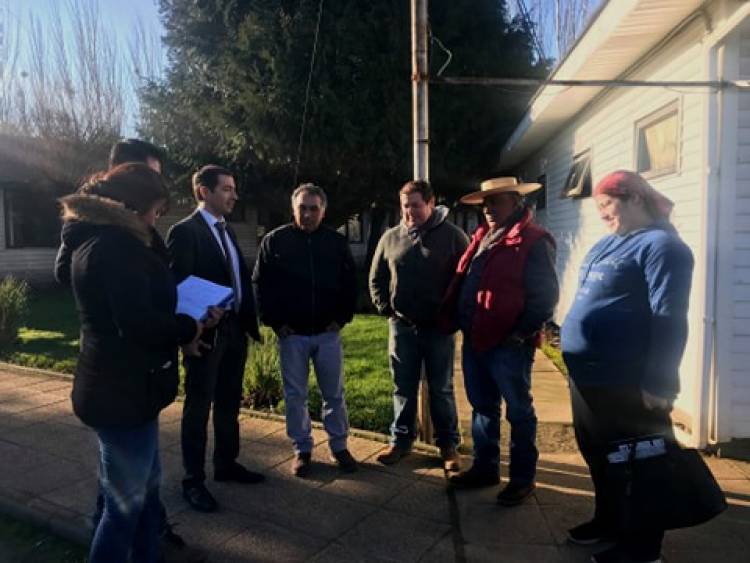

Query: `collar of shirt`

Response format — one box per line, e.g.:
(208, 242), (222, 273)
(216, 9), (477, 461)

(198, 206), (224, 229)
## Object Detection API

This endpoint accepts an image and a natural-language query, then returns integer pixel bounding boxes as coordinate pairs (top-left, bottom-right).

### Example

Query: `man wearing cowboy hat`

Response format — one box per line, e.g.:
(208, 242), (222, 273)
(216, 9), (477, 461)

(441, 177), (559, 506)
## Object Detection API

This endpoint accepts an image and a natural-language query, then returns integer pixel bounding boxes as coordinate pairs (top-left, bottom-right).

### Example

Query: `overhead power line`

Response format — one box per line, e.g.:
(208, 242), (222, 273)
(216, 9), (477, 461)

(515, 0), (547, 62)
(432, 76), (750, 90)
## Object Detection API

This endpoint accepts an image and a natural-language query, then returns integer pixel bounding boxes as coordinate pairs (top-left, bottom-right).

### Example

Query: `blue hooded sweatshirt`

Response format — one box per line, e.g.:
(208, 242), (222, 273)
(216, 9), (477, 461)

(561, 221), (694, 400)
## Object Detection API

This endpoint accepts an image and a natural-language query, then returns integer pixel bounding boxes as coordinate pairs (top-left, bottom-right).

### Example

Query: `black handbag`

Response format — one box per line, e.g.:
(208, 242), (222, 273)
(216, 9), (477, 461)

(607, 436), (727, 531)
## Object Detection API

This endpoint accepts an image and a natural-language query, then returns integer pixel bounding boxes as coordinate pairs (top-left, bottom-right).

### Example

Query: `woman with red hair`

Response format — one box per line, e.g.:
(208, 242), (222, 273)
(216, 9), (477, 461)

(561, 170), (694, 563)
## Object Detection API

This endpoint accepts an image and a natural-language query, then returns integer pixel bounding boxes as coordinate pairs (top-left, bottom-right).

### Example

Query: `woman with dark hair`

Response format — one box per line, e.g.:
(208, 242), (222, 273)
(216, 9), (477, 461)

(561, 170), (694, 563)
(58, 163), (201, 563)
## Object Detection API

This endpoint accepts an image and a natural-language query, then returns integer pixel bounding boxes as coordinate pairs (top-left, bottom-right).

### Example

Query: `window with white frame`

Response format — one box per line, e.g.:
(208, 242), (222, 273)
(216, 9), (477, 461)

(635, 100), (679, 178)
(561, 150), (592, 199)
(3, 185), (61, 248)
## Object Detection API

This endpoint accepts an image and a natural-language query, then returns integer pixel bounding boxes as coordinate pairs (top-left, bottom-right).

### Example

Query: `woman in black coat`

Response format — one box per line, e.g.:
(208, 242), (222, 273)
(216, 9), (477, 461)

(58, 163), (200, 563)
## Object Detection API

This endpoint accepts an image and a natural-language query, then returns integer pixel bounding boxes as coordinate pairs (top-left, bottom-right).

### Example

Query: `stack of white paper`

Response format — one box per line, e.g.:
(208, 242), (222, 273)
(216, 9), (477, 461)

(176, 276), (234, 320)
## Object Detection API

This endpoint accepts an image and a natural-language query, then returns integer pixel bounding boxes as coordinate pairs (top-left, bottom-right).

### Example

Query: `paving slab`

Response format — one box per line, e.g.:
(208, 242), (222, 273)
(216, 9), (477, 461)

(383, 479), (452, 524)
(335, 509), (451, 562)
(0, 367), (749, 563)
(207, 519), (327, 563)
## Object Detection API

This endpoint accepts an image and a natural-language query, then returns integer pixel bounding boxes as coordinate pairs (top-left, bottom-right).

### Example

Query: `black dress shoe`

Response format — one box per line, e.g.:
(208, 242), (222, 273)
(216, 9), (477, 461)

(567, 519), (616, 545)
(182, 482), (218, 513)
(160, 527), (208, 563)
(214, 463), (265, 484)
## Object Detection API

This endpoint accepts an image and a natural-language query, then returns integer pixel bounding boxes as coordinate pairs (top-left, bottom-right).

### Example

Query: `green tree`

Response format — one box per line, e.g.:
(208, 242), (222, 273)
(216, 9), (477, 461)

(139, 0), (546, 226)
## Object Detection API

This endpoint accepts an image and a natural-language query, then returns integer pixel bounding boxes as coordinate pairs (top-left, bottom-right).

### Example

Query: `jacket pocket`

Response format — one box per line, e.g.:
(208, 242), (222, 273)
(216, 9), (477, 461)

(148, 359), (179, 413)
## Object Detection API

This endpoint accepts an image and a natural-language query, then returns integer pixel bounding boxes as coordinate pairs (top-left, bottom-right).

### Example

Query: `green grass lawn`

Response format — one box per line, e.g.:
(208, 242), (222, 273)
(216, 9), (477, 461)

(2, 289), (394, 434)
(314, 315), (393, 433)
(2, 289), (80, 374)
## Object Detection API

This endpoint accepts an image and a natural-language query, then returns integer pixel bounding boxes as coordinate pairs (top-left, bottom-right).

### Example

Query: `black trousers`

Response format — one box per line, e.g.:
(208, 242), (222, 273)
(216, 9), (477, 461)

(181, 315), (248, 484)
(570, 381), (673, 561)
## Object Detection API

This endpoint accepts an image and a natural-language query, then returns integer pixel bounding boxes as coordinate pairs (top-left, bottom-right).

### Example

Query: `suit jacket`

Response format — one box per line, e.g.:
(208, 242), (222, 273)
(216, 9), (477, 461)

(166, 209), (260, 341)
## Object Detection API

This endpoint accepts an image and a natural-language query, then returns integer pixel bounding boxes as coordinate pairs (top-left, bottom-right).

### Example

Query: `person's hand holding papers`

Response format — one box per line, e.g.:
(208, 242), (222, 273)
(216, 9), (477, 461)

(203, 306), (226, 329)
(181, 306), (227, 357)
(182, 320), (206, 357)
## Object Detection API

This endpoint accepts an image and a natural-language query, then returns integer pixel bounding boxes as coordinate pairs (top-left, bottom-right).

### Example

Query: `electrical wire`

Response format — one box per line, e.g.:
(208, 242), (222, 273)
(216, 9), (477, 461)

(293, 0), (325, 188)
(430, 32), (453, 77)
(515, 0), (547, 63)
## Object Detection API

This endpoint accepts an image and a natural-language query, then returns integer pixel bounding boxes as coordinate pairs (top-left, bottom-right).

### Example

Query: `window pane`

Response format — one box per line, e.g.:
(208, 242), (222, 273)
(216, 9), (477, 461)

(562, 151), (591, 198)
(637, 108), (678, 176)
(4, 188), (60, 248)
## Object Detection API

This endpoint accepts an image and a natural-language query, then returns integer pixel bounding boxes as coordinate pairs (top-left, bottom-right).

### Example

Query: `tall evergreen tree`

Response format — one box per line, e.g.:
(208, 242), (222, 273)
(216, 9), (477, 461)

(139, 0), (545, 226)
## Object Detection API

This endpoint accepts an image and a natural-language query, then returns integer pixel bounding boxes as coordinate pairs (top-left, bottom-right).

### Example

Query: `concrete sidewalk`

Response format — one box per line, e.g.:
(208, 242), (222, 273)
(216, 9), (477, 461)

(454, 346), (577, 455)
(1, 365), (750, 562)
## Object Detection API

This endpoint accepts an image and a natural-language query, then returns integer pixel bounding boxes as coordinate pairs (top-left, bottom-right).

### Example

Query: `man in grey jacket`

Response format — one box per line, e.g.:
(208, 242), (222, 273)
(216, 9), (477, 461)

(369, 180), (469, 469)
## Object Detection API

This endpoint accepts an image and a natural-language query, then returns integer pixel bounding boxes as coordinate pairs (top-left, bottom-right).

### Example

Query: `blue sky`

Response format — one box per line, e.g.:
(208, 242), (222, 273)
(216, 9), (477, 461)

(2, 1), (605, 135)
(5, 0), (163, 41)
(3, 0), (165, 134)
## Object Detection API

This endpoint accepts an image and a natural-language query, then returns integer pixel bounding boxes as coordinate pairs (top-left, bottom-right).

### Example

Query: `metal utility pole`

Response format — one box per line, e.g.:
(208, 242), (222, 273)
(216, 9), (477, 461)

(411, 0), (434, 444)
(411, 0), (429, 181)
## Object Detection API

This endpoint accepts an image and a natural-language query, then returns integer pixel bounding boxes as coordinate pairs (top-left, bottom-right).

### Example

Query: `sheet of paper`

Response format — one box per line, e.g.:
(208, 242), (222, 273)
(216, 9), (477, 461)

(176, 275), (234, 320)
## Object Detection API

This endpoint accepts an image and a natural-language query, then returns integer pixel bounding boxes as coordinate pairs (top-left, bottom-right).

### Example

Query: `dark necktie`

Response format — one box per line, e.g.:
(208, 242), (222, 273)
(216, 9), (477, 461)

(215, 221), (240, 312)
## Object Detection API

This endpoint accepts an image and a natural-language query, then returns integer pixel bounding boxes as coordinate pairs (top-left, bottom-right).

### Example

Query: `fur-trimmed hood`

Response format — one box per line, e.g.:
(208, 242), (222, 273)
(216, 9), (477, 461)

(59, 194), (152, 247)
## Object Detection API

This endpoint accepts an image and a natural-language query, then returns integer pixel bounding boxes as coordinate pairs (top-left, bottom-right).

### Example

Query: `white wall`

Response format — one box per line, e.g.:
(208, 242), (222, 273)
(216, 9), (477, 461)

(516, 13), (712, 441)
(717, 16), (750, 439)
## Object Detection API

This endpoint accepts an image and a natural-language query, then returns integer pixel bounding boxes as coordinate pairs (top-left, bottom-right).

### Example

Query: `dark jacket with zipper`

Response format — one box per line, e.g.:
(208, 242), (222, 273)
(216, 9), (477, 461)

(56, 194), (197, 429)
(252, 223), (357, 335)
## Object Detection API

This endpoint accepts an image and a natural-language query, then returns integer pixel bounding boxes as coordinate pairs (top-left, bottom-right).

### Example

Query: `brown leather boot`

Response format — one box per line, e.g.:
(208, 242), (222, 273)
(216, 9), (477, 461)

(440, 446), (461, 472)
(376, 444), (410, 465)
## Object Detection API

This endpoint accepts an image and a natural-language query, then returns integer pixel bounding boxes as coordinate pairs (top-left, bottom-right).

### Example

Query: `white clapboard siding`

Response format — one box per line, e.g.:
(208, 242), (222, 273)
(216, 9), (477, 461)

(516, 15), (708, 435)
(729, 19), (750, 437)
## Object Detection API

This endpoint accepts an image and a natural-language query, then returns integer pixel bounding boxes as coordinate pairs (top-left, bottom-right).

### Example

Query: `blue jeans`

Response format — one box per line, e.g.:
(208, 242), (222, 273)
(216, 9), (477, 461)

(279, 331), (349, 454)
(462, 336), (538, 484)
(388, 318), (459, 449)
(90, 419), (162, 563)
(92, 473), (168, 538)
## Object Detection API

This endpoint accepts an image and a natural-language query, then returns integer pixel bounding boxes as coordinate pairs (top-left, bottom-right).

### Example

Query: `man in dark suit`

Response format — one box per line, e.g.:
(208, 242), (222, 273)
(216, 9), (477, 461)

(167, 165), (263, 513)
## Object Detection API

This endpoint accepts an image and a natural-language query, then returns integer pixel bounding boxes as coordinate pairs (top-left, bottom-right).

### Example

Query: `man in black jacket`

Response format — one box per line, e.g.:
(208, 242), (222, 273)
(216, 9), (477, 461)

(167, 165), (263, 513)
(253, 183), (358, 477)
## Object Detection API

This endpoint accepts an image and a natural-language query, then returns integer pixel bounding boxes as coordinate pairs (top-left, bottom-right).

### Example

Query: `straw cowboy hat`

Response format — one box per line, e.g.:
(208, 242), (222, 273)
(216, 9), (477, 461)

(460, 177), (542, 205)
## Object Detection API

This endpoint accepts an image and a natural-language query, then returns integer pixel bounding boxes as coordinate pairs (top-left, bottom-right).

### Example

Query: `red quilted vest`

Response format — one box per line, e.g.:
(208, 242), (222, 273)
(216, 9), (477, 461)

(439, 209), (552, 352)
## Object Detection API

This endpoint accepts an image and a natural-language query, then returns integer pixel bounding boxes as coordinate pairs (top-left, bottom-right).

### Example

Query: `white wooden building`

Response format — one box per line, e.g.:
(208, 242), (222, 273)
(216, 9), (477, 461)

(502, 0), (750, 447)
